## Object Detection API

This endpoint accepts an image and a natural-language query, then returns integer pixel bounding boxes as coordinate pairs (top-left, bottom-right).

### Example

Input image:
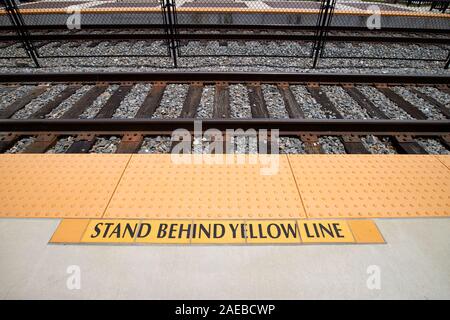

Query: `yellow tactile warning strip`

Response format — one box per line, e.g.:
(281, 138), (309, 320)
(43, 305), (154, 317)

(0, 154), (131, 218)
(436, 155), (450, 170)
(1, 154), (450, 219)
(347, 220), (385, 244)
(0, 8), (448, 18)
(288, 155), (450, 218)
(105, 154), (306, 219)
(49, 218), (385, 245)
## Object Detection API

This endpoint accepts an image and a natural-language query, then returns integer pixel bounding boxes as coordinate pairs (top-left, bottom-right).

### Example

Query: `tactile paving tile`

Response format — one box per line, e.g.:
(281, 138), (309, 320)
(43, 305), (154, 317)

(0, 154), (131, 218)
(288, 155), (450, 218)
(436, 155), (450, 171)
(105, 154), (306, 219)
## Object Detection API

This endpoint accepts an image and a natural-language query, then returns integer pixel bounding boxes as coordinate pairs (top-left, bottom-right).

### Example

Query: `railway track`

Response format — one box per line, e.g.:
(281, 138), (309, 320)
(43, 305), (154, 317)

(0, 72), (449, 155)
(1, 27), (448, 57)
(1, 25), (448, 70)
(1, 27), (448, 50)
(1, 27), (448, 43)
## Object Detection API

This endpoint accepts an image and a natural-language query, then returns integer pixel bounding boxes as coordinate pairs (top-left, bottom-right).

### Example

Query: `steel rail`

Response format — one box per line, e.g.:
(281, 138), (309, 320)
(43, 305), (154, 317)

(0, 33), (448, 44)
(0, 72), (449, 85)
(1, 119), (449, 135)
(0, 24), (449, 34)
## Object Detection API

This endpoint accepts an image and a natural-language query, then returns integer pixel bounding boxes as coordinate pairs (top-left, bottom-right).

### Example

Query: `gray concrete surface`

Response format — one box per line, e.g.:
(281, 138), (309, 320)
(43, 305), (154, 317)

(0, 218), (449, 299)
(1, 12), (449, 30)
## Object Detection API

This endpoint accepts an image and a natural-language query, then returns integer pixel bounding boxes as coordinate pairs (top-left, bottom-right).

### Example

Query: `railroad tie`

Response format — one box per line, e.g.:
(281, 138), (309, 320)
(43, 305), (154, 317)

(392, 135), (427, 154)
(213, 83), (230, 119)
(299, 134), (324, 154)
(66, 134), (97, 153)
(377, 87), (428, 120)
(341, 135), (371, 154)
(95, 85), (133, 119)
(22, 134), (57, 153)
(115, 133), (144, 154)
(247, 83), (270, 118)
(408, 87), (450, 119)
(306, 86), (343, 119)
(0, 134), (19, 153)
(179, 83), (203, 118)
(343, 86), (389, 120)
(59, 85), (108, 119)
(0, 86), (49, 119)
(277, 84), (305, 119)
(30, 85), (81, 119)
(135, 83), (166, 118)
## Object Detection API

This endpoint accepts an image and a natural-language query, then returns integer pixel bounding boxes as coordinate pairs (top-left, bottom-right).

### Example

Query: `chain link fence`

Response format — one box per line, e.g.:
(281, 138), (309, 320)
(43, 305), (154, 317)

(1, 0), (448, 29)
(0, 0), (449, 68)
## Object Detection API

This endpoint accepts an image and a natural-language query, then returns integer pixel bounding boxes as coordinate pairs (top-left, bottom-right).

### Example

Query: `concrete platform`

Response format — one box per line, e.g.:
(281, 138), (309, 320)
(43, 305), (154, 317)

(0, 218), (449, 299)
(1, 0), (449, 29)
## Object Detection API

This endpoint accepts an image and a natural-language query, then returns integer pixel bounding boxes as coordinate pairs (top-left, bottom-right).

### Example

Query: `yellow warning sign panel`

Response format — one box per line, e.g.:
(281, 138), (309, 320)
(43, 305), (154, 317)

(246, 220), (301, 244)
(50, 219), (384, 245)
(81, 220), (140, 244)
(298, 220), (354, 243)
(136, 220), (192, 244)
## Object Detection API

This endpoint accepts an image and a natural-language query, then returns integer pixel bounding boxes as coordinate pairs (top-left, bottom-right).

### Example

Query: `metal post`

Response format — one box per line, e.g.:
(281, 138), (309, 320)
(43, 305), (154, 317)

(161, 0), (179, 68)
(312, 0), (335, 68)
(160, 0), (172, 57)
(319, 0), (336, 58)
(3, 0), (40, 67)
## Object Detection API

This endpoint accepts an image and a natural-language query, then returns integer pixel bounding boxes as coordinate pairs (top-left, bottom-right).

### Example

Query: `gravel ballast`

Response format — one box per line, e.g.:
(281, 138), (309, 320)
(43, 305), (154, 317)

(196, 85), (215, 119)
(138, 136), (172, 153)
(415, 86), (450, 108)
(229, 84), (252, 118)
(89, 137), (121, 153)
(416, 138), (450, 154)
(0, 86), (35, 111)
(113, 83), (152, 118)
(323, 85), (372, 119)
(179, 40), (312, 57)
(37, 40), (168, 58)
(45, 85), (93, 119)
(12, 85), (66, 119)
(290, 85), (333, 119)
(262, 84), (289, 119)
(79, 85), (119, 119)
(46, 137), (75, 153)
(5, 137), (35, 153)
(392, 86), (445, 120)
(1, 40), (448, 74)
(152, 84), (189, 119)
(278, 137), (306, 154)
(234, 135), (259, 154)
(318, 136), (346, 154)
(356, 85), (413, 120)
(361, 135), (397, 154)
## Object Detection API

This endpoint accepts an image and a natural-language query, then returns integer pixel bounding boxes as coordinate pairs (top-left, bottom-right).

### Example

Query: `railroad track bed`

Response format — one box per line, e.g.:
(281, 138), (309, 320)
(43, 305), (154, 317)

(1, 28), (448, 71)
(14, 39), (450, 54)
(1, 72), (449, 155)
(1, 28), (448, 38)
(3, 131), (449, 155)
